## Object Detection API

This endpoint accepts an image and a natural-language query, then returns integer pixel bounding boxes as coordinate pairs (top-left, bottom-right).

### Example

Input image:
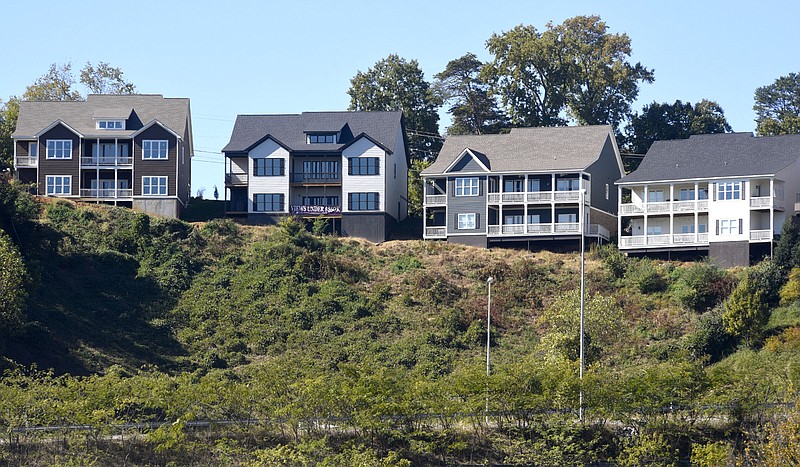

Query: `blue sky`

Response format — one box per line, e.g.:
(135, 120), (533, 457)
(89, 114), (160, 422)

(3, 0), (800, 197)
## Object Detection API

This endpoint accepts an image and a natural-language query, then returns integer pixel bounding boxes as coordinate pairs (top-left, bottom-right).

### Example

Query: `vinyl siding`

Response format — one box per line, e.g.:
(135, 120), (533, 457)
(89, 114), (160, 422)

(248, 138), (289, 213)
(585, 135), (623, 214)
(133, 125), (178, 196)
(448, 153), (488, 173)
(38, 124), (80, 196)
(446, 176), (487, 235)
(386, 126), (409, 221)
(342, 138), (385, 213)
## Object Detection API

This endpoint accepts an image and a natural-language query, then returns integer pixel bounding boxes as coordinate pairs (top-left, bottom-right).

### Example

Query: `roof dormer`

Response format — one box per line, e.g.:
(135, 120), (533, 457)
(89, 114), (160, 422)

(306, 132), (339, 144)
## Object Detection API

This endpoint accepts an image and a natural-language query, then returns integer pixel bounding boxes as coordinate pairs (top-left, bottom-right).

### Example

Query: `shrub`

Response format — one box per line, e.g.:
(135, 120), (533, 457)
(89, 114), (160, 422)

(672, 262), (735, 312)
(723, 272), (769, 348)
(780, 267), (800, 305)
(684, 309), (736, 362)
(594, 243), (629, 278)
(624, 258), (666, 294)
(616, 432), (679, 467)
(691, 441), (732, 467)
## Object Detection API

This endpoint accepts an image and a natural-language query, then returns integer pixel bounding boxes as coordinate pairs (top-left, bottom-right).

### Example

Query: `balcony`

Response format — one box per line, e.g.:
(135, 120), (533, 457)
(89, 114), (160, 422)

(225, 173), (248, 186)
(15, 156), (37, 167)
(487, 190), (582, 204)
(424, 226), (447, 238)
(620, 199), (709, 215)
(81, 156), (132, 167)
(289, 205), (342, 216)
(750, 196), (784, 210)
(486, 222), (607, 240)
(750, 230), (772, 241)
(291, 172), (340, 185)
(80, 188), (133, 198)
(619, 233), (709, 248)
(425, 194), (446, 206)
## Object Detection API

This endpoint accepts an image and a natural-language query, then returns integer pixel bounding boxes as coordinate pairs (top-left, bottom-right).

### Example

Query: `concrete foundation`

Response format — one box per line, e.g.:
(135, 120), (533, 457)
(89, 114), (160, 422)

(133, 198), (181, 218)
(709, 241), (750, 268)
(448, 235), (488, 248)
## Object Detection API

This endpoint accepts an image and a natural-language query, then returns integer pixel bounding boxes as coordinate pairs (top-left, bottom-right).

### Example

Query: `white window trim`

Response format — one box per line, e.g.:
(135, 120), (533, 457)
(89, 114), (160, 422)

(142, 176), (168, 196)
(96, 120), (125, 130)
(45, 175), (72, 196)
(143, 140), (169, 160)
(720, 219), (738, 235)
(29, 142), (38, 158)
(458, 213), (476, 230)
(46, 140), (72, 159)
(455, 177), (480, 196)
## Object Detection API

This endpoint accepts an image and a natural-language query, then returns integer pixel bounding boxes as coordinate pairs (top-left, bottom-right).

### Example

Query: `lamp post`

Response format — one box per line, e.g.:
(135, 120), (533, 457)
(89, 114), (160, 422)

(486, 276), (494, 425)
(579, 189), (586, 422)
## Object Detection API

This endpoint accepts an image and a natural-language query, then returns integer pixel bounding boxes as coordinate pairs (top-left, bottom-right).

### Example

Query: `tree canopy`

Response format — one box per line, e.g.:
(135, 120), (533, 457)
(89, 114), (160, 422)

(435, 53), (506, 135)
(347, 54), (442, 162)
(754, 72), (800, 136)
(624, 99), (731, 154)
(80, 61), (137, 95)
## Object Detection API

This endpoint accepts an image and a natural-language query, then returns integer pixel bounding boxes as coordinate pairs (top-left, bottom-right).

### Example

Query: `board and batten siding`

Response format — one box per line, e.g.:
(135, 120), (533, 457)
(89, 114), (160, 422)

(248, 138), (290, 213)
(133, 125), (178, 197)
(386, 125), (409, 222)
(38, 124), (80, 197)
(342, 138), (386, 213)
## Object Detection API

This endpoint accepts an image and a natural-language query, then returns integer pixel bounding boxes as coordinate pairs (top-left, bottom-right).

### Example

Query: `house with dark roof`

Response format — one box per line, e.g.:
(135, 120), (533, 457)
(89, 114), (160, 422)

(616, 132), (800, 266)
(13, 94), (193, 218)
(421, 125), (623, 248)
(221, 111), (408, 242)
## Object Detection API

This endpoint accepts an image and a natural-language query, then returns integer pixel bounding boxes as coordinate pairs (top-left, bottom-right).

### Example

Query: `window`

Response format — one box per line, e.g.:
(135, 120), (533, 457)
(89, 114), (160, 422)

(720, 219), (739, 235)
(307, 133), (337, 144)
(29, 142), (38, 158)
(528, 214), (541, 224)
(143, 140), (168, 159)
(699, 224), (707, 233)
(302, 196), (339, 206)
(458, 213), (476, 229)
(46, 140), (72, 159)
(253, 193), (284, 212)
(303, 160), (339, 179)
(142, 176), (168, 196)
(680, 188), (695, 201)
(349, 157), (379, 175)
(648, 190), (665, 202)
(556, 178), (579, 191)
(557, 213), (577, 223)
(529, 179), (541, 192)
(647, 225), (663, 235)
(254, 158), (284, 176)
(348, 192), (379, 210)
(455, 177), (480, 196)
(45, 175), (71, 195)
(504, 214), (524, 224)
(605, 183), (610, 200)
(504, 179), (523, 192)
(97, 120), (124, 129)
(698, 188), (709, 200)
(680, 224), (695, 234)
(718, 182), (741, 200)
(92, 143), (129, 162)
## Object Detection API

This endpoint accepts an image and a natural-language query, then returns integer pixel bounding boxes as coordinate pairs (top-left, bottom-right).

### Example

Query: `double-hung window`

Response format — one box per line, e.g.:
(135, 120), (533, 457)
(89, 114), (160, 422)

(719, 219), (739, 235)
(46, 175), (71, 195)
(457, 213), (476, 230)
(455, 177), (479, 196)
(648, 190), (665, 202)
(46, 140), (72, 159)
(718, 182), (741, 200)
(254, 158), (284, 176)
(142, 176), (168, 196)
(143, 140), (168, 160)
(29, 142), (38, 159)
(348, 192), (379, 210)
(680, 188), (695, 201)
(253, 193), (284, 212)
(556, 178), (579, 191)
(349, 157), (379, 175)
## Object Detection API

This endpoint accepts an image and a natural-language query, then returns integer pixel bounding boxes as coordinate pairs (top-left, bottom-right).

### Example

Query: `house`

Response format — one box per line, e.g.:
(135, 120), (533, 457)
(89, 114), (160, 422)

(421, 125), (623, 248)
(12, 94), (193, 218)
(616, 132), (800, 267)
(221, 111), (408, 242)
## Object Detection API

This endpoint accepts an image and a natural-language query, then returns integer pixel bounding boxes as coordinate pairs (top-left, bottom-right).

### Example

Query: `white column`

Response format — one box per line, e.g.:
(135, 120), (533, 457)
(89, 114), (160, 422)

(617, 186), (622, 244)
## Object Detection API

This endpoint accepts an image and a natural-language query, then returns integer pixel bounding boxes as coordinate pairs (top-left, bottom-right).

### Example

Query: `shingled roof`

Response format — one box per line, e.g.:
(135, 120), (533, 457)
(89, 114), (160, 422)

(617, 132), (800, 184)
(221, 111), (404, 155)
(13, 94), (191, 140)
(423, 125), (615, 175)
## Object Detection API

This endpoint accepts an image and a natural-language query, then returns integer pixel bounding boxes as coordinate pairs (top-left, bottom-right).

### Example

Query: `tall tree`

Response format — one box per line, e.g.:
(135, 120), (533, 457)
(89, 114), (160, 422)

(435, 53), (506, 135)
(348, 54), (442, 162)
(22, 63), (82, 102)
(0, 99), (20, 170)
(625, 99), (731, 154)
(481, 16), (653, 131)
(754, 72), (800, 136)
(80, 61), (137, 94)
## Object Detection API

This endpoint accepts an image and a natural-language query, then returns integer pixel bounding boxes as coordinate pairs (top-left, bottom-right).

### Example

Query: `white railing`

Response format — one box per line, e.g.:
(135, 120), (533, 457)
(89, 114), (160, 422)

(527, 223), (552, 234)
(647, 202), (671, 213)
(485, 190), (583, 204)
(501, 224), (525, 234)
(487, 193), (501, 203)
(553, 191), (580, 202)
(750, 196), (771, 208)
(672, 201), (696, 212)
(501, 193), (525, 203)
(424, 226), (447, 238)
(673, 234), (697, 244)
(697, 200), (709, 210)
(527, 192), (553, 202)
(80, 188), (133, 198)
(620, 236), (646, 247)
(620, 233), (710, 248)
(15, 156), (37, 166)
(621, 199), (710, 215)
(81, 156), (132, 166)
(620, 204), (645, 214)
(487, 225), (501, 235)
(554, 222), (580, 233)
(750, 230), (772, 241)
(647, 234), (672, 245)
(425, 195), (446, 205)
(587, 224), (610, 240)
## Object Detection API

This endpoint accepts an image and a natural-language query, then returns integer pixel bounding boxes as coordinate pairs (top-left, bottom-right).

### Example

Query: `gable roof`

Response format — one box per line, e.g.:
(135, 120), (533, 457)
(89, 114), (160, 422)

(13, 94), (191, 140)
(221, 111), (404, 156)
(422, 125), (615, 175)
(617, 132), (800, 184)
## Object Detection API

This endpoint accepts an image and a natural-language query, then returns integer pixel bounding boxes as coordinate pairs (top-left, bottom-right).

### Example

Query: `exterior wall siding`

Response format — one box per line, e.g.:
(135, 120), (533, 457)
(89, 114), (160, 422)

(450, 154), (487, 173)
(390, 125), (409, 222)
(708, 179), (749, 243)
(342, 138), (386, 214)
(133, 125), (178, 197)
(341, 212), (389, 243)
(586, 135), (623, 214)
(446, 176), (487, 235)
(38, 124), (80, 196)
(248, 138), (290, 213)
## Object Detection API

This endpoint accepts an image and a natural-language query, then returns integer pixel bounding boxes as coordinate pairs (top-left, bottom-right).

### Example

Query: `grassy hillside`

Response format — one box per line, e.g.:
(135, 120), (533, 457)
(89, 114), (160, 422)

(1, 180), (800, 465)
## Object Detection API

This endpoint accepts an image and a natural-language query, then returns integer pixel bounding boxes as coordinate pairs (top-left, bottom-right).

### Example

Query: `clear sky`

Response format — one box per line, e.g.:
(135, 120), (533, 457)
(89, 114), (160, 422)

(3, 0), (799, 197)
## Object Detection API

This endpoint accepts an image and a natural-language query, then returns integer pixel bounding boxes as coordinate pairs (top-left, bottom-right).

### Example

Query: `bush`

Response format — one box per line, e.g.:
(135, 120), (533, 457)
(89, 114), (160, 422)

(723, 272), (769, 348)
(691, 441), (732, 467)
(616, 432), (679, 467)
(594, 243), (629, 278)
(685, 309), (736, 362)
(624, 258), (666, 294)
(672, 262), (735, 312)
(780, 267), (800, 305)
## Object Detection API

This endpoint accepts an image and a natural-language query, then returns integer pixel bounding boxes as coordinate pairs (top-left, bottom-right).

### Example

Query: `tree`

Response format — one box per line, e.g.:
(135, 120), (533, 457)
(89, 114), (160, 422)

(348, 54), (442, 162)
(625, 99), (731, 154)
(0, 232), (26, 334)
(722, 272), (770, 348)
(754, 72), (800, 136)
(0, 98), (20, 170)
(213, 186), (219, 200)
(80, 61), (137, 94)
(22, 63), (82, 102)
(434, 53), (506, 135)
(482, 16), (653, 131)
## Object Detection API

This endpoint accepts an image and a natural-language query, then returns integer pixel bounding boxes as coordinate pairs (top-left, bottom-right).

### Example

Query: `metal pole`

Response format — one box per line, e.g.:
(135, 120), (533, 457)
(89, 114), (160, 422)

(579, 189), (585, 422)
(486, 276), (494, 425)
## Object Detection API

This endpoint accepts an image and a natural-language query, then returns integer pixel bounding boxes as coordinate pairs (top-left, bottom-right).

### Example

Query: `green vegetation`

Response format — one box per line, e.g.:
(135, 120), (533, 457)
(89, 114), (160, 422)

(1, 180), (800, 465)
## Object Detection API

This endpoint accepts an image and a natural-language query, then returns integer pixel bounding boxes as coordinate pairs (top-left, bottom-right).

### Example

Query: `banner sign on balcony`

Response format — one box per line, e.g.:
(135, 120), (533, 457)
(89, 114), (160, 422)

(290, 205), (342, 215)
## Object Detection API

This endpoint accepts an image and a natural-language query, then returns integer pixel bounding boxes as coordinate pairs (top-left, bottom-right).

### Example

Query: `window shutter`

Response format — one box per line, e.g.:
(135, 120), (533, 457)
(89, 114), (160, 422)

(741, 181), (746, 200)
(739, 219), (743, 235)
(280, 158), (285, 176)
(475, 213), (480, 229)
(716, 220), (720, 235)
(713, 183), (717, 201)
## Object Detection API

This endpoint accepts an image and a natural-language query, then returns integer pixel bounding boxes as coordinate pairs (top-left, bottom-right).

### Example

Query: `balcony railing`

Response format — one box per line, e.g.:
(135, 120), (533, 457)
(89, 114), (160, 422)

(620, 233), (709, 248)
(291, 172), (340, 183)
(424, 226), (447, 238)
(15, 156), (37, 166)
(750, 230), (772, 241)
(81, 156), (132, 167)
(80, 188), (133, 198)
(750, 196), (784, 210)
(620, 199), (710, 215)
(486, 222), (605, 237)
(486, 190), (582, 204)
(225, 173), (248, 185)
(425, 194), (446, 205)
(290, 205), (342, 215)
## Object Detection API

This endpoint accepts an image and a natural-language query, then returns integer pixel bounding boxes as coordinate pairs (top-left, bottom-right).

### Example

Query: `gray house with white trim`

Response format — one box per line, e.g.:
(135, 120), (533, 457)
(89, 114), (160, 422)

(421, 125), (623, 248)
(616, 132), (800, 267)
(12, 94), (193, 218)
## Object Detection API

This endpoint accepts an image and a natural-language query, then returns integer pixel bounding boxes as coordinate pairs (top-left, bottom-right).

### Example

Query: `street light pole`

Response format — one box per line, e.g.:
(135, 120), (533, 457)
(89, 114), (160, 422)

(579, 189), (586, 422)
(486, 276), (494, 425)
